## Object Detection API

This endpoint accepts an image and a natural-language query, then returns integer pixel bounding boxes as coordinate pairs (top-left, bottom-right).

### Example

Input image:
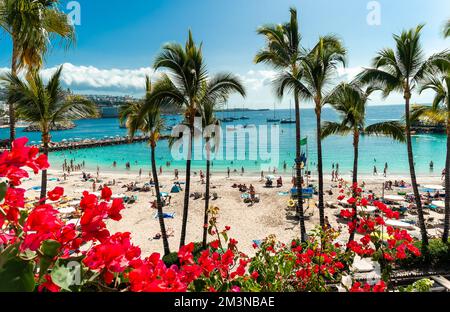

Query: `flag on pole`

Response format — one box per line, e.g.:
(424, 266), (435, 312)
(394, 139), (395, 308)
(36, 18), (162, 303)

(300, 137), (307, 146)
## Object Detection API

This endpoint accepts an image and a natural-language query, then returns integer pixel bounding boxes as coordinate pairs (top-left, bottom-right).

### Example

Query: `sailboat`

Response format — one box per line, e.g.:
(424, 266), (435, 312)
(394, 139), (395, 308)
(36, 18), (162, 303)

(280, 101), (295, 124)
(221, 102), (234, 122)
(266, 103), (280, 123)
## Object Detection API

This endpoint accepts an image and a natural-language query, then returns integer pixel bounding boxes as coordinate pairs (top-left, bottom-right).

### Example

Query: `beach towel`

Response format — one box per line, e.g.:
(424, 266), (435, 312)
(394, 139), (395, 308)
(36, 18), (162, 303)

(278, 191), (289, 196)
(171, 185), (181, 193)
(252, 239), (263, 247)
(154, 212), (175, 219)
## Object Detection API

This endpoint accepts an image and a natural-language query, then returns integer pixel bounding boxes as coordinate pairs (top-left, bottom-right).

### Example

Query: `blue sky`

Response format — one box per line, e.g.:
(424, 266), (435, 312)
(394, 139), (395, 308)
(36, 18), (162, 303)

(0, 0), (449, 108)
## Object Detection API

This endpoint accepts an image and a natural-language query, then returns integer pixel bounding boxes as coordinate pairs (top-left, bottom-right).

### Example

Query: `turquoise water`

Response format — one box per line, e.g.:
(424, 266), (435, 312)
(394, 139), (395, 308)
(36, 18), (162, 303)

(0, 105), (445, 175)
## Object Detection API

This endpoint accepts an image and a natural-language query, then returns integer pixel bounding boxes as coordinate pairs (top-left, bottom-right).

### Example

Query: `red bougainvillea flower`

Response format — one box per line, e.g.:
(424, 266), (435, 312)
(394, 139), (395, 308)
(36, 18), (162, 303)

(83, 232), (141, 283)
(0, 138), (49, 186)
(21, 204), (64, 251)
(38, 275), (61, 292)
(47, 187), (64, 201)
(101, 186), (112, 201)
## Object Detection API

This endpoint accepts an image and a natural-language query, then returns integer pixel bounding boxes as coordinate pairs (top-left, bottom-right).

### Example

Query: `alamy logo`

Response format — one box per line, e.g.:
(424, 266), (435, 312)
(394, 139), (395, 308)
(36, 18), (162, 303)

(367, 1), (381, 26)
(170, 117), (280, 171)
(66, 1), (81, 26)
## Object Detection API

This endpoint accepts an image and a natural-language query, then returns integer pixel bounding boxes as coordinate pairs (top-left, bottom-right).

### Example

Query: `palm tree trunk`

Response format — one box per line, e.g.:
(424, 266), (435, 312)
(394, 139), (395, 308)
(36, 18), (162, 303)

(405, 92), (428, 250)
(294, 90), (306, 242)
(180, 123), (194, 248)
(348, 130), (359, 243)
(442, 113), (450, 243)
(202, 140), (211, 247)
(40, 131), (49, 202)
(8, 38), (18, 146)
(315, 107), (325, 227)
(151, 144), (170, 256)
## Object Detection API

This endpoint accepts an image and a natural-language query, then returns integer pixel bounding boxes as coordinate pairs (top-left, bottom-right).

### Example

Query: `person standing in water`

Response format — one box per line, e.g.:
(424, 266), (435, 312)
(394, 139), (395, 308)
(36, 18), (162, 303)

(373, 165), (378, 176)
(430, 161), (434, 172)
(383, 163), (388, 177)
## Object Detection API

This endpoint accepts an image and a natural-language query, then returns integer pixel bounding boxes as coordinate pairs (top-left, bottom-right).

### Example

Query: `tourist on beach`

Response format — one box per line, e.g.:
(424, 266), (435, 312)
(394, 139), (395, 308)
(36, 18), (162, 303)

(373, 165), (377, 176)
(429, 161), (434, 171)
(92, 181), (96, 192)
(383, 165), (387, 177)
(331, 170), (335, 182)
(283, 161), (287, 172)
(260, 170), (264, 181)
(174, 169), (179, 180)
(139, 168), (142, 178)
(442, 169), (446, 180)
(241, 166), (244, 176)
(227, 167), (230, 178)
(160, 166), (163, 175)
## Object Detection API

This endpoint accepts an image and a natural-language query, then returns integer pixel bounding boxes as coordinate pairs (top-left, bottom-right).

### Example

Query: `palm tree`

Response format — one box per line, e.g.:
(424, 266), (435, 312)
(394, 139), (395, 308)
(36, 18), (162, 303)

(300, 36), (347, 228)
(322, 82), (405, 242)
(255, 7), (308, 241)
(144, 31), (246, 248)
(1, 66), (96, 201)
(199, 97), (219, 248)
(119, 76), (171, 256)
(356, 25), (450, 250)
(412, 66), (450, 243)
(444, 20), (450, 38)
(0, 0), (74, 144)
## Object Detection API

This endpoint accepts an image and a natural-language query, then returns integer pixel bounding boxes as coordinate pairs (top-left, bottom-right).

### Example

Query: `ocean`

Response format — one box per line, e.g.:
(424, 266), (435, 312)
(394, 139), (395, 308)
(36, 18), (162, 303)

(0, 105), (445, 176)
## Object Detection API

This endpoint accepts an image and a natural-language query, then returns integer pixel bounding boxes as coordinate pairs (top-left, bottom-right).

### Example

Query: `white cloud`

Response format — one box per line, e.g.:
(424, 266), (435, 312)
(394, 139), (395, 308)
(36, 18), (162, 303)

(0, 64), (436, 108)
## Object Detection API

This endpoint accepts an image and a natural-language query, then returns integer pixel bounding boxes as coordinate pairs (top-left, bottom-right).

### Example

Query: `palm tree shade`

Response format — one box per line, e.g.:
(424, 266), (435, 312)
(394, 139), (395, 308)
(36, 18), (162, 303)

(0, 0), (75, 145)
(119, 76), (171, 256)
(322, 82), (405, 242)
(356, 25), (450, 251)
(255, 7), (308, 241)
(1, 66), (97, 201)
(144, 31), (245, 248)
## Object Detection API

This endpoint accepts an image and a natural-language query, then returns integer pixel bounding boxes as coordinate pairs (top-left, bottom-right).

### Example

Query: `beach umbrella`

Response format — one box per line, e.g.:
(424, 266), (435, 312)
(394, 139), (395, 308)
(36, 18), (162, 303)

(423, 185), (444, 191)
(432, 201), (445, 209)
(383, 194), (405, 202)
(385, 219), (415, 230)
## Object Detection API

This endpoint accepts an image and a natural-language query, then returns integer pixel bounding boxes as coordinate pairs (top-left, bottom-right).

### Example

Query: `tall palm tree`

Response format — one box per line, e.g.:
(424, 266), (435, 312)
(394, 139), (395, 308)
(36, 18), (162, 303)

(119, 76), (171, 256)
(322, 82), (405, 242)
(356, 25), (450, 250)
(199, 97), (219, 248)
(255, 7), (308, 241)
(412, 66), (450, 243)
(144, 31), (246, 248)
(300, 36), (347, 227)
(1, 66), (97, 201)
(0, 0), (74, 144)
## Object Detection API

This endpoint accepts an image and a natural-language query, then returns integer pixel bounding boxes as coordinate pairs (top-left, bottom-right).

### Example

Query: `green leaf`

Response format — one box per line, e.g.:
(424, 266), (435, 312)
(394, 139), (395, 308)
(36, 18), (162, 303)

(41, 240), (61, 258)
(0, 182), (6, 202)
(51, 261), (80, 291)
(0, 258), (35, 292)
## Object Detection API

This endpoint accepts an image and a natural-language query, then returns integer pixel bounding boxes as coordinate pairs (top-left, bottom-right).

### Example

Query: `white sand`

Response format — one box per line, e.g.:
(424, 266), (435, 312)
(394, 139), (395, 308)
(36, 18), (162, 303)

(19, 168), (446, 257)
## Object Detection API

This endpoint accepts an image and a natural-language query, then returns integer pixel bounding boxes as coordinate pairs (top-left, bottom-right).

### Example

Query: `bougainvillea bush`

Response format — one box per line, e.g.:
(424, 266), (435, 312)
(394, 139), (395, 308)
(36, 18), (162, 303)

(0, 138), (423, 292)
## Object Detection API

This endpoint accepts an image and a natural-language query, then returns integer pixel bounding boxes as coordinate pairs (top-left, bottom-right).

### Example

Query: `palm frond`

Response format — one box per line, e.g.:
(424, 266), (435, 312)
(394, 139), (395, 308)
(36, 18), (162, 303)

(365, 121), (405, 142)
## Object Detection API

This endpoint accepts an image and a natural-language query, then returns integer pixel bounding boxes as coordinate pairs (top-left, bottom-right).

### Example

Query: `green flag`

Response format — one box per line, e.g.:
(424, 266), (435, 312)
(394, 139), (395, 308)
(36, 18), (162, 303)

(300, 137), (307, 146)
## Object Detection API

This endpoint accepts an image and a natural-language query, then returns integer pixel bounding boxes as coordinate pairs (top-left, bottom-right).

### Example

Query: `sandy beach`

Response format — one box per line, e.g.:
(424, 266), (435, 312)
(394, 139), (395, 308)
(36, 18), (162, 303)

(18, 167), (446, 257)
